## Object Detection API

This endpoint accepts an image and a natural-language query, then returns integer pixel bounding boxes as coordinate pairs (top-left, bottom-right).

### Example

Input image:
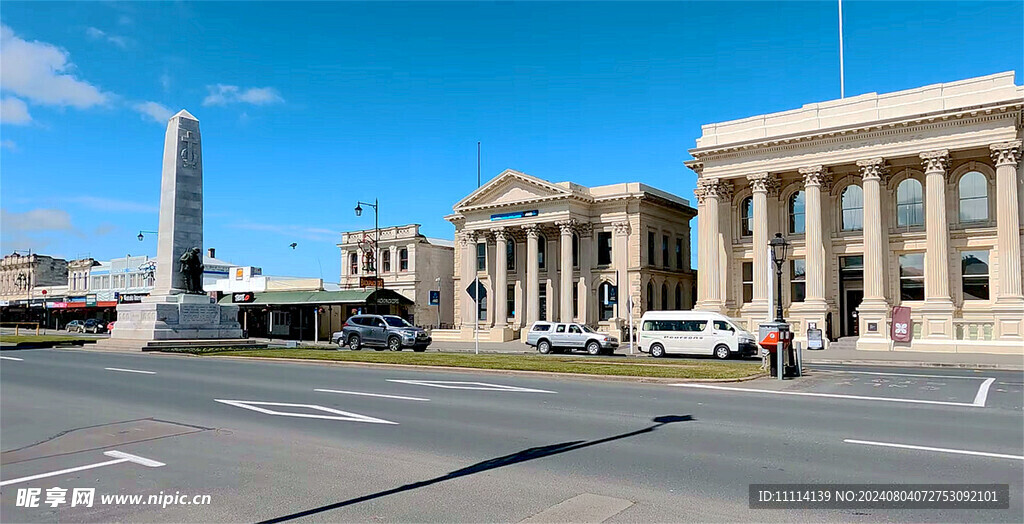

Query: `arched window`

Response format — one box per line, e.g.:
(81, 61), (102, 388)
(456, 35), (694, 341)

(740, 197), (753, 236)
(789, 191), (805, 234)
(381, 250), (391, 273)
(537, 235), (546, 269)
(661, 283), (668, 310)
(841, 185), (863, 231)
(959, 172), (988, 222)
(675, 283), (683, 310)
(896, 178), (924, 227)
(598, 282), (614, 321)
(349, 252), (359, 275)
(646, 282), (654, 311)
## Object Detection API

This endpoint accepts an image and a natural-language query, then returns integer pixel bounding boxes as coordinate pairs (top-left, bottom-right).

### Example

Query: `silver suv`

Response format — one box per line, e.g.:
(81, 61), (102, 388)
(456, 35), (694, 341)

(524, 321), (619, 355)
(331, 315), (431, 352)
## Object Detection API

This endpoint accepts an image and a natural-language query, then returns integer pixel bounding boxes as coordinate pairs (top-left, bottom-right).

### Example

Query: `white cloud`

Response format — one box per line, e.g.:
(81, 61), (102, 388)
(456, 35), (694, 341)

(133, 101), (173, 124)
(0, 24), (109, 108)
(203, 84), (284, 106)
(0, 208), (75, 232)
(63, 196), (158, 214)
(0, 96), (31, 125)
(230, 221), (339, 242)
(1, 139), (18, 152)
(85, 26), (128, 48)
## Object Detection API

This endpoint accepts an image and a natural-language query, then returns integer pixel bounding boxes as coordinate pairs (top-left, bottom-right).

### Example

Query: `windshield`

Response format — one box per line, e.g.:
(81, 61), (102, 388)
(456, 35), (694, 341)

(384, 316), (412, 327)
(581, 325), (596, 333)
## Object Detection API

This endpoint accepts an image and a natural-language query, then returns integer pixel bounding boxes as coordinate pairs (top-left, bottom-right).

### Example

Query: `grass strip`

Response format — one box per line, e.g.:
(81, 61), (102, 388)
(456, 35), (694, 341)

(202, 348), (762, 380)
(0, 334), (95, 346)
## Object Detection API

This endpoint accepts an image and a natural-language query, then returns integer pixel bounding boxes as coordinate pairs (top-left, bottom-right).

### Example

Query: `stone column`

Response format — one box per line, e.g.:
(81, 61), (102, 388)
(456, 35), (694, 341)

(578, 223), (593, 324)
(458, 230), (477, 329)
(612, 221), (631, 326)
(856, 158), (890, 346)
(746, 173), (776, 318)
(523, 225), (541, 324)
(694, 179), (726, 311)
(492, 228), (508, 328)
(919, 150), (954, 340)
(990, 141), (1024, 341)
(557, 219), (576, 321)
(798, 166), (830, 335)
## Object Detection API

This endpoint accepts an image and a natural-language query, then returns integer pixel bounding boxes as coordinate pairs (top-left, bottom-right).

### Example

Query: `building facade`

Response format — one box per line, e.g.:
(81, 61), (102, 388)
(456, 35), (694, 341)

(687, 72), (1023, 354)
(338, 224), (455, 328)
(0, 253), (68, 301)
(445, 169), (697, 341)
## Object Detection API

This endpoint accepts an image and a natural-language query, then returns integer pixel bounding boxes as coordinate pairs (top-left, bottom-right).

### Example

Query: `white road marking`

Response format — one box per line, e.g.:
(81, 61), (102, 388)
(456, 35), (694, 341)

(387, 379), (556, 393)
(314, 389), (429, 401)
(0, 356), (24, 361)
(814, 369), (988, 380)
(105, 367), (156, 375)
(214, 399), (398, 424)
(844, 439), (1024, 461)
(0, 450), (164, 487)
(671, 383), (980, 407)
(973, 377), (996, 407)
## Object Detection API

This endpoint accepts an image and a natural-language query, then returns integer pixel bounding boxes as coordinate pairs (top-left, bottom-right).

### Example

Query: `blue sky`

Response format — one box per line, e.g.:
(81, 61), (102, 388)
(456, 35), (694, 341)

(1, 1), (1021, 280)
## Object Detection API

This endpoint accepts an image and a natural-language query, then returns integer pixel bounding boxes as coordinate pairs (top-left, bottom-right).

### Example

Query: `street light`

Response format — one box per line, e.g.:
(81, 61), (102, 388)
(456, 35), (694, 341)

(354, 199), (379, 314)
(769, 233), (790, 322)
(137, 230), (157, 242)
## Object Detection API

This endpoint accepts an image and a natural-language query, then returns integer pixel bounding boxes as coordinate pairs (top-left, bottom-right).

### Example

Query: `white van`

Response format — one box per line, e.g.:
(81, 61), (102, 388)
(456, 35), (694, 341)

(637, 311), (758, 359)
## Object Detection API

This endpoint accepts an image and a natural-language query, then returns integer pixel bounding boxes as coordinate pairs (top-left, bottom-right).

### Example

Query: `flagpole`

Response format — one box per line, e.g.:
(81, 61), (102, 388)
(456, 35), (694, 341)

(838, 0), (845, 98)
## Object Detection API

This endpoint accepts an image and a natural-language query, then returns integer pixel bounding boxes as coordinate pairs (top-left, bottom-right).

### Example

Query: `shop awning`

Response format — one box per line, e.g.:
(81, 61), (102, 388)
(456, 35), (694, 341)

(219, 288), (413, 306)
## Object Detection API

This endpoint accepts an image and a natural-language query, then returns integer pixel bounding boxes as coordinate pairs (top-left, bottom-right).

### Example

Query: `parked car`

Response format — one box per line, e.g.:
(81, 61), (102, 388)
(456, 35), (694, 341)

(332, 314), (431, 352)
(83, 318), (108, 334)
(637, 311), (757, 359)
(524, 321), (619, 355)
(65, 320), (85, 333)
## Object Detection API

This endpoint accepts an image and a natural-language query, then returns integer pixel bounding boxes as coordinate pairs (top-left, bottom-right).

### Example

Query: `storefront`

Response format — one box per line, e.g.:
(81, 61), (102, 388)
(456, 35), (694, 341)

(219, 288), (414, 341)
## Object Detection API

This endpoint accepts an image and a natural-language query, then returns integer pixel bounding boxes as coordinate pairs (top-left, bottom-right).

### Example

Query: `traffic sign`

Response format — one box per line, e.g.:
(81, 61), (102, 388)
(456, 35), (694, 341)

(429, 290), (440, 306)
(466, 279), (486, 301)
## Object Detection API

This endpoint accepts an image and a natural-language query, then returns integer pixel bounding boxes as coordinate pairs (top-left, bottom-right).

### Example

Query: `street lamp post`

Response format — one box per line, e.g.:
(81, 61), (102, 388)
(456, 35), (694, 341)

(137, 230), (158, 242)
(769, 233), (790, 323)
(355, 199), (380, 314)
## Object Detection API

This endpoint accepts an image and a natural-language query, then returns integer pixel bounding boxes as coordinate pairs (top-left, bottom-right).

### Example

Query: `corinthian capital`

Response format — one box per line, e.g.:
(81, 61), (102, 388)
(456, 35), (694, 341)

(919, 150), (950, 174)
(746, 172), (779, 196)
(799, 165), (832, 190)
(990, 140), (1022, 167)
(521, 224), (541, 239)
(555, 219), (578, 235)
(490, 227), (507, 242)
(694, 178), (733, 204)
(457, 230), (477, 246)
(856, 158), (888, 182)
(612, 221), (631, 236)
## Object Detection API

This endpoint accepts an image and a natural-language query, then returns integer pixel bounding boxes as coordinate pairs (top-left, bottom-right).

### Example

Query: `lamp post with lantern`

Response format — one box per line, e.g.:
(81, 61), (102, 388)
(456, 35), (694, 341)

(769, 233), (790, 323)
(354, 199), (380, 314)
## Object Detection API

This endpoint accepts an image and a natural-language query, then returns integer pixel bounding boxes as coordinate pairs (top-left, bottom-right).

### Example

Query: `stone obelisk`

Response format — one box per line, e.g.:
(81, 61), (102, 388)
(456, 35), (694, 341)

(108, 110), (242, 346)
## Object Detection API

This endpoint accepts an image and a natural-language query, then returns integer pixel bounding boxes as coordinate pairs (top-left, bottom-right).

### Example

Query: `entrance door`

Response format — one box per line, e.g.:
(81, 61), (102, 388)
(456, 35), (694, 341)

(843, 289), (863, 337)
(838, 256), (864, 338)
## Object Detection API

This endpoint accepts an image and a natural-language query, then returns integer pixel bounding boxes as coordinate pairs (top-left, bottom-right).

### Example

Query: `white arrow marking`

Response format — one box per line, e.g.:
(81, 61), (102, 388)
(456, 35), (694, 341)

(1, 356), (24, 361)
(844, 439), (1023, 461)
(387, 380), (556, 393)
(214, 399), (398, 424)
(0, 450), (164, 487)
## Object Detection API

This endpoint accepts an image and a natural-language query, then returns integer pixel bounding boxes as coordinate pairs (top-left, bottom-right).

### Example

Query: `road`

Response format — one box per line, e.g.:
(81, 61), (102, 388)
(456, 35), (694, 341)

(1, 348), (1021, 523)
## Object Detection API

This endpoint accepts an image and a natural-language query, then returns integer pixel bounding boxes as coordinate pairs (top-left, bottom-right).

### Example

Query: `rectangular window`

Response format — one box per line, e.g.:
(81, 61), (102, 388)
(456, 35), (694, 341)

(507, 284), (516, 318)
(961, 250), (989, 300)
(790, 259), (806, 303)
(662, 235), (669, 266)
(899, 253), (925, 301)
(478, 289), (487, 320)
(399, 249), (409, 271)
(538, 284), (547, 321)
(742, 262), (753, 303)
(675, 239), (683, 270)
(476, 243), (486, 271)
(572, 234), (579, 268)
(648, 232), (656, 266)
(597, 232), (612, 266)
(572, 285), (579, 319)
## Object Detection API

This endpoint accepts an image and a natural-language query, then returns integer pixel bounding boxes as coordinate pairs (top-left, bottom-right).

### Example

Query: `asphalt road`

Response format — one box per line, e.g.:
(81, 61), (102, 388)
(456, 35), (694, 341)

(1, 349), (1021, 523)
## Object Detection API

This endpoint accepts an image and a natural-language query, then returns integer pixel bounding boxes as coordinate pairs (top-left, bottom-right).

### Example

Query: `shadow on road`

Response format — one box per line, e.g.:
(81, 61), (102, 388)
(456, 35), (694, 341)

(259, 414), (694, 523)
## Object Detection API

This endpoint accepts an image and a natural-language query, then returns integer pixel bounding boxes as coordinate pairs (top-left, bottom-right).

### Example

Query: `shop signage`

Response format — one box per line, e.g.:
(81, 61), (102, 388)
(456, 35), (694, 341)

(376, 298), (400, 305)
(0, 300), (9, 306)
(360, 277), (384, 288)
(232, 292), (256, 303)
(429, 290), (440, 306)
(117, 293), (147, 304)
(605, 285), (618, 305)
(490, 210), (539, 221)
(891, 306), (912, 342)
(86, 295), (97, 307)
(46, 301), (67, 309)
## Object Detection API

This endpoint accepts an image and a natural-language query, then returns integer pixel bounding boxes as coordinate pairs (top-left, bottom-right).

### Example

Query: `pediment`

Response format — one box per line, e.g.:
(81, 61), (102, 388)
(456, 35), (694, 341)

(455, 169), (573, 209)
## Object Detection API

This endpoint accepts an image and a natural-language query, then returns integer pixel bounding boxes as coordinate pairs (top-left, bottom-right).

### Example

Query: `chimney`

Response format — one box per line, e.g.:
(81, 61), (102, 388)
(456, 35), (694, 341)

(207, 248), (215, 259)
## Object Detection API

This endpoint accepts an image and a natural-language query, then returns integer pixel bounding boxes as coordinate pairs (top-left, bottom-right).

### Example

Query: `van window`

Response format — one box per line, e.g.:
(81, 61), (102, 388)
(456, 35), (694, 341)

(532, 324), (550, 332)
(682, 320), (707, 332)
(713, 320), (734, 332)
(555, 325), (566, 333)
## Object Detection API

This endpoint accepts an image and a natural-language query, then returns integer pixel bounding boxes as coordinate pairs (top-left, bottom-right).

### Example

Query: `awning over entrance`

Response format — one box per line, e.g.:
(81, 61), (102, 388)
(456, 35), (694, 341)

(218, 288), (413, 306)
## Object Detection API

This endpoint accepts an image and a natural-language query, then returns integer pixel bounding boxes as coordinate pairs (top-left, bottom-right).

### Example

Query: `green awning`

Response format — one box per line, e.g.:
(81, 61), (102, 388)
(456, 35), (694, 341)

(219, 288), (412, 306)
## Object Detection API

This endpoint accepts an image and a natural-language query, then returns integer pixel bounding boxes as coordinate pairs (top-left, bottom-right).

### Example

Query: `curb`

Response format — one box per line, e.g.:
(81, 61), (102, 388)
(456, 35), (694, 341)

(805, 358), (1023, 371)
(203, 354), (766, 384)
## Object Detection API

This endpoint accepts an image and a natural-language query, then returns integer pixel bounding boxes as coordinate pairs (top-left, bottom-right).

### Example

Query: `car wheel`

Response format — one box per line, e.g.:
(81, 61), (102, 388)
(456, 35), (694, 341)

(538, 340), (552, 354)
(347, 335), (361, 351)
(650, 343), (666, 358)
(586, 341), (601, 356)
(714, 345), (731, 360)
(388, 336), (402, 351)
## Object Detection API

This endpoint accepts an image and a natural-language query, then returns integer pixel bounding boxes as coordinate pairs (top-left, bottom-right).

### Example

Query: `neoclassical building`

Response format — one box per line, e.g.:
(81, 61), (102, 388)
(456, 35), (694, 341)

(687, 72), (1023, 354)
(444, 169), (696, 341)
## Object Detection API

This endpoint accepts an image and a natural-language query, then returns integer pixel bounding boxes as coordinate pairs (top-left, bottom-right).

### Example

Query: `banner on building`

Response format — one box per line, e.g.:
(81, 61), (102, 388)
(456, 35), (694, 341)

(891, 306), (912, 342)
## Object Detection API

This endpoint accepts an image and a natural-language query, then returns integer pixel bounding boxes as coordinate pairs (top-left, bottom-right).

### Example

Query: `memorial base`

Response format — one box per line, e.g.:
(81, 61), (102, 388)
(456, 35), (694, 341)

(110, 293), (242, 341)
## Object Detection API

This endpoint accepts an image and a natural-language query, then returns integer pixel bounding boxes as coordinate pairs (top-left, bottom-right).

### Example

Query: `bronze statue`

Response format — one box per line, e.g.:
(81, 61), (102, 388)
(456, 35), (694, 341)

(179, 247), (205, 294)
